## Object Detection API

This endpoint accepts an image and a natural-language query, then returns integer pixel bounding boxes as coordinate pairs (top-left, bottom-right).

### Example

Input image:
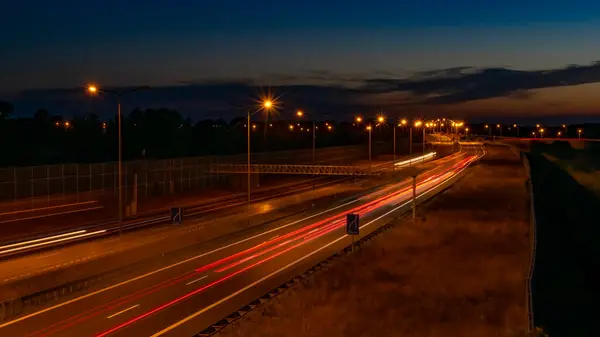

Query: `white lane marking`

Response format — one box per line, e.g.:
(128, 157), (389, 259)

(0, 201), (98, 216)
(35, 252), (61, 259)
(106, 304), (139, 319)
(0, 185), (374, 328)
(185, 275), (208, 286)
(149, 157), (479, 336)
(1, 155), (475, 328)
(0, 230), (107, 255)
(0, 230), (87, 250)
(0, 206), (104, 224)
(149, 196), (415, 336)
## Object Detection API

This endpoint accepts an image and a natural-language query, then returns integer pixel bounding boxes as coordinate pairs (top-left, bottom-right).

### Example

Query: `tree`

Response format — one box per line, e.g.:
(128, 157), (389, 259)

(0, 101), (13, 120)
(34, 109), (50, 121)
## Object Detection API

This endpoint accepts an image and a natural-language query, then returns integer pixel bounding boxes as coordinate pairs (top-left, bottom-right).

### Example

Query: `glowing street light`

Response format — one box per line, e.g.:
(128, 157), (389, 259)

(539, 128), (545, 139)
(578, 129), (583, 139)
(86, 83), (150, 234)
(355, 116), (362, 123)
(247, 97), (277, 203)
(296, 109), (317, 164)
(87, 85), (98, 94)
(366, 125), (373, 172)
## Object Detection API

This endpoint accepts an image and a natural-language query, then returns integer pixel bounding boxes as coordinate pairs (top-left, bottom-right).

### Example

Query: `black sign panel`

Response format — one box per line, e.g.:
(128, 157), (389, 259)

(346, 213), (359, 235)
(171, 207), (183, 225)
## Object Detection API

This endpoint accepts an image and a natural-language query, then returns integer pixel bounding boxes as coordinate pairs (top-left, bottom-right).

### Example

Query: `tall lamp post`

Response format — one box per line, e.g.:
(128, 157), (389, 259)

(562, 124), (568, 138)
(87, 84), (149, 235)
(397, 119), (408, 166)
(247, 99), (275, 203)
(414, 121), (424, 154)
(296, 110), (316, 165)
(366, 125), (372, 172)
(578, 129), (583, 139)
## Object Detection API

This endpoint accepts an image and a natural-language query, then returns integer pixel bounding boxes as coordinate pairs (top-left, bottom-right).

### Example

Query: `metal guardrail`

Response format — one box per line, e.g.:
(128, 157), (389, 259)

(210, 163), (378, 176)
(522, 152), (536, 334)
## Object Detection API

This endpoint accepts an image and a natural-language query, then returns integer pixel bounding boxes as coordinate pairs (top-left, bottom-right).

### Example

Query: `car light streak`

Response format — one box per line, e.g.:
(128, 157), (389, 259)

(0, 230), (106, 255)
(23, 148), (483, 337)
(94, 232), (326, 337)
(394, 151), (436, 167)
(0, 230), (87, 250)
(28, 271), (201, 337)
(100, 149), (484, 337)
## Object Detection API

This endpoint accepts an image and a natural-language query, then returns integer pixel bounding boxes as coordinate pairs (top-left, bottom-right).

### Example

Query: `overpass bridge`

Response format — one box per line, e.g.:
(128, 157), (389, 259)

(211, 163), (378, 176)
(211, 152), (438, 176)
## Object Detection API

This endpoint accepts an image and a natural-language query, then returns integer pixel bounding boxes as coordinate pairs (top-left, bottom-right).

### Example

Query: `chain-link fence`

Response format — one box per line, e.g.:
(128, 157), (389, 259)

(0, 144), (368, 212)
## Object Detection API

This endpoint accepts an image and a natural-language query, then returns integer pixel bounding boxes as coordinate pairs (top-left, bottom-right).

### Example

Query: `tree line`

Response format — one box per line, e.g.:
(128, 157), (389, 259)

(0, 101), (367, 167)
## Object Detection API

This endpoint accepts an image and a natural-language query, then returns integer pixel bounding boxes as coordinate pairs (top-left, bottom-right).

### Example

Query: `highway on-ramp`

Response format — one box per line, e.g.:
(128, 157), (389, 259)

(0, 146), (484, 337)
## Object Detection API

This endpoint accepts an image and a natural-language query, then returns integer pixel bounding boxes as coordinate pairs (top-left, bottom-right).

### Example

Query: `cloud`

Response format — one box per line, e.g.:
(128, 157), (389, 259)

(359, 61), (600, 105)
(8, 61), (600, 120)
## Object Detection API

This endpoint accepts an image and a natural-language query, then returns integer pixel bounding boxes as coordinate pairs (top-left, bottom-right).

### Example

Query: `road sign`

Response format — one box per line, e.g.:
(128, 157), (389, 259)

(346, 213), (359, 235)
(171, 207), (183, 225)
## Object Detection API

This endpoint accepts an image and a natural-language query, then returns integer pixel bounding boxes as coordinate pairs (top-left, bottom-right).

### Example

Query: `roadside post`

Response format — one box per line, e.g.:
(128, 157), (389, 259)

(346, 213), (359, 252)
(412, 176), (417, 220)
(404, 167), (422, 221)
(171, 207), (183, 225)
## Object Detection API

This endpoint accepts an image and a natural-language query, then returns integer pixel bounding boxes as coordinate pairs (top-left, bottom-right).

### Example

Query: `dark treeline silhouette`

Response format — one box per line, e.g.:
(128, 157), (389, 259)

(0, 101), (370, 167)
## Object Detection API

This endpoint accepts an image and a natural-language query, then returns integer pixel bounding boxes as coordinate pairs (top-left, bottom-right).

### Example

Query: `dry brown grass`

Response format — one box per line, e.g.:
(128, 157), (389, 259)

(218, 146), (530, 337)
(543, 153), (600, 195)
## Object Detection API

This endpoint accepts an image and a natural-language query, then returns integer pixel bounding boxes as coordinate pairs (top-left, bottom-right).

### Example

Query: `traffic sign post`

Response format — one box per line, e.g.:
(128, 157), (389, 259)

(346, 213), (359, 252)
(171, 207), (183, 225)
(412, 176), (417, 220)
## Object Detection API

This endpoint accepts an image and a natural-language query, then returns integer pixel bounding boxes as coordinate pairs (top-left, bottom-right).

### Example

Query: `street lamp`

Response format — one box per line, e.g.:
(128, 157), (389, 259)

(296, 110), (316, 165)
(87, 83), (149, 236)
(539, 128), (545, 139)
(247, 98), (276, 203)
(465, 127), (469, 138)
(557, 131), (562, 138)
(366, 125), (373, 172)
(578, 129), (583, 139)
(414, 121), (425, 155)
(562, 124), (568, 138)
(355, 116), (362, 124)
(513, 124), (520, 138)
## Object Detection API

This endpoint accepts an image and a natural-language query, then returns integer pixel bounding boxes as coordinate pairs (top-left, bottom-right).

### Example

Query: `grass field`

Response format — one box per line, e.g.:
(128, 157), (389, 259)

(218, 146), (530, 337)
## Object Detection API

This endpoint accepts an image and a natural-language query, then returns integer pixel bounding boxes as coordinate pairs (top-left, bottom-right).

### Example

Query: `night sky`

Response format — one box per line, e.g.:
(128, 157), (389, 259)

(3, 1), (600, 122)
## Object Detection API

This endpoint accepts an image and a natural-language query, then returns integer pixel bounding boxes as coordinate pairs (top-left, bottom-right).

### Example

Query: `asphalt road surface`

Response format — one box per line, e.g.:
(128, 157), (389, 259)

(0, 145), (484, 337)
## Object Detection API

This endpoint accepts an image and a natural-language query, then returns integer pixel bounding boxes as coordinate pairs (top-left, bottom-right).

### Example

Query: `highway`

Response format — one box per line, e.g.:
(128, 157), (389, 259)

(0, 146), (483, 336)
(0, 152), (438, 259)
(0, 176), (352, 257)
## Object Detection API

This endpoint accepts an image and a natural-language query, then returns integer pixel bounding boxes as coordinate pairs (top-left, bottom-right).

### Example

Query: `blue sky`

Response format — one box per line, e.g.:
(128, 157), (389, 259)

(2, 1), (600, 121)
